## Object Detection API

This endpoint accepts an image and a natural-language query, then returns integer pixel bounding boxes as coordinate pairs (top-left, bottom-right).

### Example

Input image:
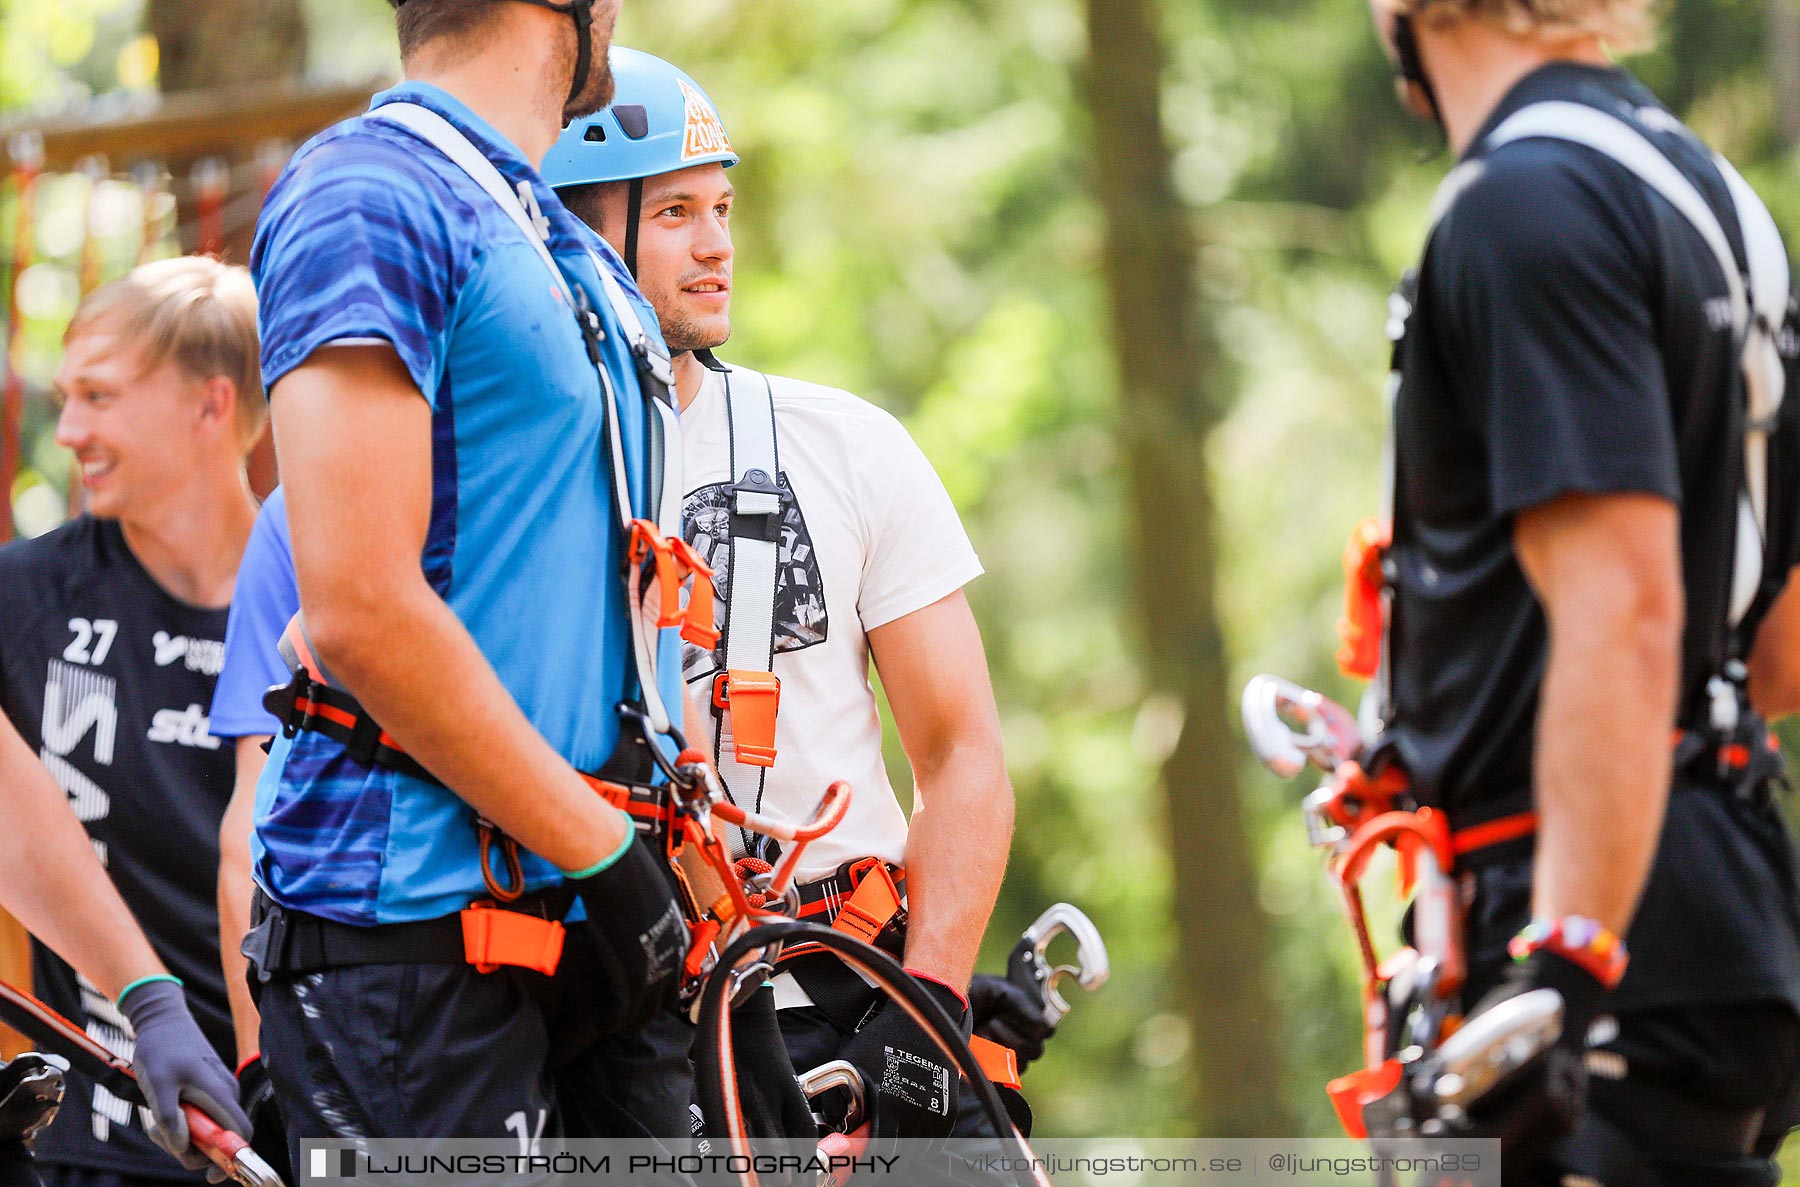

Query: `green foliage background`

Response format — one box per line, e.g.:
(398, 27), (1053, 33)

(5, 0), (1800, 1158)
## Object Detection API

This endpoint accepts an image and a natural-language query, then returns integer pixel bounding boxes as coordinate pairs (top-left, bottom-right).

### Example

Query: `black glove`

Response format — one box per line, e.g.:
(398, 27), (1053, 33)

(968, 974), (1055, 1070)
(120, 979), (251, 1178)
(235, 1056), (294, 1185)
(841, 974), (969, 1142)
(1462, 949), (1611, 1176)
(567, 832), (689, 1034)
(728, 985), (817, 1142)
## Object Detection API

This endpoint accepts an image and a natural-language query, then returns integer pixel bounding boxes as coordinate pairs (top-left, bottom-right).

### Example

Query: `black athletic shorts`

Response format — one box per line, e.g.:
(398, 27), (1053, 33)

(0, 1145), (34, 1187)
(1463, 800), (1800, 1186)
(34, 1166), (187, 1187)
(257, 927), (697, 1181)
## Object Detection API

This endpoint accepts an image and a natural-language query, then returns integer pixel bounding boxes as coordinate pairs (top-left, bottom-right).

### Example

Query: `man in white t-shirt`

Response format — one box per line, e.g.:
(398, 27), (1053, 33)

(545, 49), (1042, 1138)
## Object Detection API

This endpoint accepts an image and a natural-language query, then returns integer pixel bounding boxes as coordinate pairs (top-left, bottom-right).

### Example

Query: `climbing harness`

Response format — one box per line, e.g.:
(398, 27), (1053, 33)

(692, 921), (1051, 1187)
(1259, 98), (1800, 1147)
(709, 368), (786, 856)
(1347, 99), (1800, 745)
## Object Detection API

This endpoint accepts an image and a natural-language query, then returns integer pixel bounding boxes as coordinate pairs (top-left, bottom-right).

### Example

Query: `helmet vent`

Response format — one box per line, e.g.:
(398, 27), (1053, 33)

(583, 124), (606, 143)
(614, 104), (650, 140)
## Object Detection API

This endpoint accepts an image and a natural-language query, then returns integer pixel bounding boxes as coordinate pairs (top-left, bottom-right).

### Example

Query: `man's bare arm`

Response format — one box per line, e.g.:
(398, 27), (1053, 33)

(0, 713), (168, 998)
(1749, 567), (1800, 719)
(870, 590), (1014, 990)
(1514, 491), (1683, 935)
(218, 737), (265, 1063)
(271, 345), (628, 872)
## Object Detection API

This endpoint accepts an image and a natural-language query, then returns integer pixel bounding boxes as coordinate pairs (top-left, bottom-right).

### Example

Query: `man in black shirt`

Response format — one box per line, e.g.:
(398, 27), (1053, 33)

(1370, 1), (1800, 1183)
(0, 716), (249, 1186)
(0, 257), (262, 1186)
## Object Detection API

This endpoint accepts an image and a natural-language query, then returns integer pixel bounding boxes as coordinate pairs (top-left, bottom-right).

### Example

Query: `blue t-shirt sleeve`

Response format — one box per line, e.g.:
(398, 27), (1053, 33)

(251, 131), (465, 403)
(210, 488), (301, 739)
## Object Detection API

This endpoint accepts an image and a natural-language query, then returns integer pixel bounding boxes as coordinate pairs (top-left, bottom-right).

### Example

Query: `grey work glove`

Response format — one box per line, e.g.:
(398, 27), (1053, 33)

(120, 979), (251, 1178)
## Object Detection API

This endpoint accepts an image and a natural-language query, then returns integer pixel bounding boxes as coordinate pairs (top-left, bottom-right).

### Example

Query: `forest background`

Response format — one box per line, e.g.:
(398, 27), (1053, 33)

(3, 0), (1799, 1156)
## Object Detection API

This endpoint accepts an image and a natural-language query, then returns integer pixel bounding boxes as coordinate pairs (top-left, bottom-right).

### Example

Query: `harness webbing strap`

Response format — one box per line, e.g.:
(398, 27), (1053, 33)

(369, 101), (683, 735)
(1482, 101), (1788, 632)
(1372, 98), (1794, 736)
(1449, 811), (1538, 859)
(714, 366), (783, 852)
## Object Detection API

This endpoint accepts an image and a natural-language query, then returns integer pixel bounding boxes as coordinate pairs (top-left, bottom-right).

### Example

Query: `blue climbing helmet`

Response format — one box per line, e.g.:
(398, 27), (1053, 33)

(543, 47), (738, 275)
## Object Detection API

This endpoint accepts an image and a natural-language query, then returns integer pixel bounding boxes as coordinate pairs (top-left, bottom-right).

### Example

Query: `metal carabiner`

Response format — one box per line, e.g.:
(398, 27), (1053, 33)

(799, 1060), (866, 1134)
(1240, 674), (1364, 779)
(1006, 903), (1110, 1026)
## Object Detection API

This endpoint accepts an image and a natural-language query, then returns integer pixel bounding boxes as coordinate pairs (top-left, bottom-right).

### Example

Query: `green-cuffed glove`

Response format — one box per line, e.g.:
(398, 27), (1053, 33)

(120, 978), (250, 1179)
(566, 831), (689, 1034)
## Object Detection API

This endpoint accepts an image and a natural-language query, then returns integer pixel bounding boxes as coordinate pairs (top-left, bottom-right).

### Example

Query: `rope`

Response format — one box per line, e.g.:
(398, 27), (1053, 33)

(733, 856), (774, 909)
(694, 920), (1048, 1187)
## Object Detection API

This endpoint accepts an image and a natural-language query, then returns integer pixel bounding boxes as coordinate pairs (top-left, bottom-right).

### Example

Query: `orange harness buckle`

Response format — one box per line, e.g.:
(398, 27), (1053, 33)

(630, 520), (722, 650)
(461, 902), (565, 976)
(668, 537), (721, 650)
(831, 861), (904, 945)
(713, 669), (781, 767)
(629, 520), (683, 628)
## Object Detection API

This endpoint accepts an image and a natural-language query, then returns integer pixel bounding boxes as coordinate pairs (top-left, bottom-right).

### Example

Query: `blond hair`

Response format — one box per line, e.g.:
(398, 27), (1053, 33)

(1392, 0), (1658, 53)
(65, 256), (266, 452)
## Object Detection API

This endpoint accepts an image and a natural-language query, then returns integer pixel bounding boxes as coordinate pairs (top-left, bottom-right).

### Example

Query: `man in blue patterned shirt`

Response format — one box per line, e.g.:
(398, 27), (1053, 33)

(244, 0), (694, 1157)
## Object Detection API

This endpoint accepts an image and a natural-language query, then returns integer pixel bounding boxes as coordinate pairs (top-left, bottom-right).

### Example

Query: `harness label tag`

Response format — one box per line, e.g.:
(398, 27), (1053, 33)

(879, 1046), (951, 1117)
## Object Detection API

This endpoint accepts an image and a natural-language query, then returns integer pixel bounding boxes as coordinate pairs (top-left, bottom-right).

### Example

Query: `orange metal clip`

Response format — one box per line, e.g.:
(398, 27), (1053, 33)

(713, 670), (780, 767)
(1326, 1059), (1402, 1141)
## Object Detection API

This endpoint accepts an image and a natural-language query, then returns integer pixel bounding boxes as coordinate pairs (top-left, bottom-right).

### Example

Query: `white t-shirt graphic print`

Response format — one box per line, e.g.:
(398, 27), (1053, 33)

(680, 363), (983, 879)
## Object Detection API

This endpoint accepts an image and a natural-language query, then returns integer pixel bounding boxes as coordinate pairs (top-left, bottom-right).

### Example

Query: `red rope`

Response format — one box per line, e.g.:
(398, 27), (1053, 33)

(733, 857), (774, 908)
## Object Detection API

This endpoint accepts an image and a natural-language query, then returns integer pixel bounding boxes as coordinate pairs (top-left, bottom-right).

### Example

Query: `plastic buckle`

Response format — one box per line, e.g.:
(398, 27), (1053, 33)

(831, 863), (902, 945)
(628, 519), (683, 628)
(667, 537), (721, 650)
(632, 334), (675, 389)
(460, 903), (565, 976)
(712, 670), (780, 767)
(343, 711), (384, 767)
(240, 899), (288, 985)
(262, 671), (306, 739)
(729, 470), (784, 543)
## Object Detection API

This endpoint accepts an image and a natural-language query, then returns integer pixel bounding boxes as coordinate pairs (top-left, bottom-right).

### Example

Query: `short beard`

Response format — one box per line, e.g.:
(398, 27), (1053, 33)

(661, 317), (730, 357)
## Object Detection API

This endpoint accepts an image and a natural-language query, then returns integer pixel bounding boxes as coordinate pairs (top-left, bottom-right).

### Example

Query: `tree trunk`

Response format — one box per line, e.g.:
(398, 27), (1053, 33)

(1080, 0), (1291, 1134)
(1768, 0), (1800, 148)
(147, 0), (307, 96)
(146, 0), (303, 493)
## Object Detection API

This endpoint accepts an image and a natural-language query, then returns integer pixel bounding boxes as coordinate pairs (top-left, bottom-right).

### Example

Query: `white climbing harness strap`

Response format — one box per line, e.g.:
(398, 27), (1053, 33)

(369, 100), (685, 733)
(711, 366), (784, 846)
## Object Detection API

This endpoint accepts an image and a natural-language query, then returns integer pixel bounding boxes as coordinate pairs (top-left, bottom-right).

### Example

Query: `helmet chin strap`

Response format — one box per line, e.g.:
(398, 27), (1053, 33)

(1392, 12), (1443, 126)
(512, 0), (594, 109)
(623, 177), (644, 277)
